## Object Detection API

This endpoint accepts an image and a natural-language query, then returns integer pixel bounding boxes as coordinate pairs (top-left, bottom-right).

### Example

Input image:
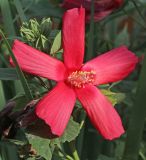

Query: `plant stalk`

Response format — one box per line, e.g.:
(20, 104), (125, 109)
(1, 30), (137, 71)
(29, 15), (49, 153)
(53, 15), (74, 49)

(0, 29), (33, 101)
(122, 56), (146, 160)
(87, 0), (95, 60)
(69, 141), (80, 160)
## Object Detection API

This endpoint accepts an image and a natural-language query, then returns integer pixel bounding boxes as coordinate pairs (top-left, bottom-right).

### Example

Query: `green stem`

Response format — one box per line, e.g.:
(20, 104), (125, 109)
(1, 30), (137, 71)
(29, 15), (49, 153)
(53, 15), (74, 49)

(79, 111), (86, 130)
(139, 151), (146, 160)
(69, 141), (80, 160)
(131, 0), (145, 24)
(122, 55), (146, 160)
(36, 77), (50, 90)
(77, 111), (86, 157)
(0, 29), (33, 101)
(57, 147), (74, 160)
(13, 0), (27, 22)
(87, 0), (95, 60)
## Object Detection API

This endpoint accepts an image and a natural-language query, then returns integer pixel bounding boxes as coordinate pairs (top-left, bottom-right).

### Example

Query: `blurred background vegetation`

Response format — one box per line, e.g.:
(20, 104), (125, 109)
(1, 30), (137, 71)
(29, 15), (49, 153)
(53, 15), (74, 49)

(0, 0), (146, 160)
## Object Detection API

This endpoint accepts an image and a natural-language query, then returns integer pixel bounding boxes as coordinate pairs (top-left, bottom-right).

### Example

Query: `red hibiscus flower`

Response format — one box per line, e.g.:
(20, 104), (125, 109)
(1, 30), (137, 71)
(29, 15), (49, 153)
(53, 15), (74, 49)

(11, 8), (138, 140)
(62, 0), (124, 22)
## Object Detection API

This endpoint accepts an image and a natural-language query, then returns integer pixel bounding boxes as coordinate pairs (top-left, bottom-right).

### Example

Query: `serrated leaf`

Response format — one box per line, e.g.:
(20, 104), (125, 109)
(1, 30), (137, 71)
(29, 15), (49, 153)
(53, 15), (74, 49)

(0, 68), (18, 80)
(50, 31), (61, 54)
(53, 117), (80, 144)
(101, 89), (126, 106)
(60, 117), (80, 143)
(26, 134), (52, 160)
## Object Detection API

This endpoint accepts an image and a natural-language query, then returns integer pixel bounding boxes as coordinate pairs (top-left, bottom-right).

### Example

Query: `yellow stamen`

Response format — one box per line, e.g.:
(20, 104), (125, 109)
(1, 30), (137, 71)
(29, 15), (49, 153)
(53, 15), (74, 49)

(67, 70), (96, 88)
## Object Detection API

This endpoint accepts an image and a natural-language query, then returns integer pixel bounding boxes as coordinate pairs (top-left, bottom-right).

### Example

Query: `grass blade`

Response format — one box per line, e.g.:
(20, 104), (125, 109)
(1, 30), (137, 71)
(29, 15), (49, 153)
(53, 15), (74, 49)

(122, 56), (146, 160)
(0, 29), (33, 101)
(86, 0), (95, 60)
(0, 141), (19, 160)
(0, 68), (18, 80)
(0, 81), (5, 109)
(13, 0), (27, 22)
(0, 0), (16, 35)
(0, 0), (25, 99)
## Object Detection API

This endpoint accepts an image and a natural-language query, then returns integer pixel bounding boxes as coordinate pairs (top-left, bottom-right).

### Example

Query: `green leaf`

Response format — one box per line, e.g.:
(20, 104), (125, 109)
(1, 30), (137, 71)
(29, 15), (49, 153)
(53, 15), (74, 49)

(86, 0), (95, 60)
(50, 31), (61, 55)
(0, 81), (5, 108)
(53, 117), (80, 144)
(97, 155), (115, 160)
(0, 141), (19, 160)
(22, 0), (63, 18)
(115, 140), (125, 158)
(0, 68), (18, 80)
(11, 93), (29, 111)
(26, 158), (36, 160)
(60, 117), (80, 143)
(122, 46), (146, 160)
(26, 134), (52, 160)
(101, 89), (126, 106)
(0, 29), (33, 101)
(20, 18), (51, 53)
(13, 0), (27, 22)
(0, 0), (16, 35)
(114, 25), (130, 47)
(41, 18), (52, 36)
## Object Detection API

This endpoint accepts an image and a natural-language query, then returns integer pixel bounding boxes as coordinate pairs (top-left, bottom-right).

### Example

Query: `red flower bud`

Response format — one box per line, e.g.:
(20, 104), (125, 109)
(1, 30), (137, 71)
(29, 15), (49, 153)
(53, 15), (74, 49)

(62, 0), (124, 22)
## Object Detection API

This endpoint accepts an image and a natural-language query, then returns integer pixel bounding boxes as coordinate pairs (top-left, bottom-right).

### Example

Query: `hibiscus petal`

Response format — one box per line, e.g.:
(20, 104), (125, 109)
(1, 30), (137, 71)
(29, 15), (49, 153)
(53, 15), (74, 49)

(76, 85), (124, 140)
(11, 40), (67, 81)
(35, 82), (76, 136)
(82, 46), (138, 85)
(63, 8), (85, 70)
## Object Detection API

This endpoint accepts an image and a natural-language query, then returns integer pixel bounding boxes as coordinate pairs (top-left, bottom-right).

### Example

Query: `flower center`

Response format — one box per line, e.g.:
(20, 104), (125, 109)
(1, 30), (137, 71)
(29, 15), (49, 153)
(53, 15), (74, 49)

(67, 70), (96, 88)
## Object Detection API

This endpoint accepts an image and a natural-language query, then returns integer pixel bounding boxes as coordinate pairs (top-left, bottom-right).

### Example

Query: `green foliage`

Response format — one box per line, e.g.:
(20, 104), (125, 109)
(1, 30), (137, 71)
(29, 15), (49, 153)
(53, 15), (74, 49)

(50, 31), (61, 55)
(20, 18), (50, 52)
(0, 0), (16, 35)
(123, 50), (146, 160)
(0, 68), (18, 80)
(97, 155), (115, 160)
(114, 25), (130, 47)
(53, 117), (80, 144)
(0, 30), (33, 101)
(27, 134), (52, 160)
(13, 0), (27, 22)
(0, 141), (19, 160)
(11, 94), (28, 111)
(0, 81), (5, 108)
(0, 0), (146, 160)
(21, 0), (63, 18)
(25, 117), (80, 160)
(101, 89), (126, 106)
(20, 18), (61, 54)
